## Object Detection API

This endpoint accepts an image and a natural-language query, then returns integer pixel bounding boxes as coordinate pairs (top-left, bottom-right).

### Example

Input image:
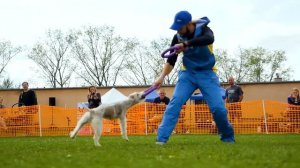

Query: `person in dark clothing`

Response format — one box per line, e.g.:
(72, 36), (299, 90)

(286, 88), (300, 123)
(87, 86), (101, 109)
(225, 77), (243, 122)
(18, 82), (38, 134)
(153, 89), (170, 105)
(287, 88), (300, 105)
(225, 77), (243, 103)
(18, 82), (38, 107)
(149, 89), (170, 133)
(0, 96), (7, 130)
(0, 96), (5, 108)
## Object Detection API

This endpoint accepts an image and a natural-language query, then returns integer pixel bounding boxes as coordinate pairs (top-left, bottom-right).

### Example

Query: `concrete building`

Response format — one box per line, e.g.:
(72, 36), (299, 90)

(0, 81), (299, 108)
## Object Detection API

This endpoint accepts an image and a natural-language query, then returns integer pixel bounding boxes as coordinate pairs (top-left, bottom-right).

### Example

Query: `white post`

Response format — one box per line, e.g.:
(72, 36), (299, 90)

(262, 100), (269, 134)
(38, 105), (42, 137)
(144, 103), (148, 135)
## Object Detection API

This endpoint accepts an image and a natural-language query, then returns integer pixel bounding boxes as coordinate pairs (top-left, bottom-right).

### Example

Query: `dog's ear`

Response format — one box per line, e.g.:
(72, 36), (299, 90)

(129, 95), (134, 99)
(129, 93), (136, 99)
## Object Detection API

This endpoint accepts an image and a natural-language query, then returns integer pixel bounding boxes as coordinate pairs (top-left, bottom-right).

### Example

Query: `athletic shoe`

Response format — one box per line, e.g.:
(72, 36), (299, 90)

(155, 141), (166, 145)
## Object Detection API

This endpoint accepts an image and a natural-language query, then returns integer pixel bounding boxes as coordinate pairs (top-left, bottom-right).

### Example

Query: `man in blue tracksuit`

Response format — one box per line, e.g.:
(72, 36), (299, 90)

(154, 11), (235, 145)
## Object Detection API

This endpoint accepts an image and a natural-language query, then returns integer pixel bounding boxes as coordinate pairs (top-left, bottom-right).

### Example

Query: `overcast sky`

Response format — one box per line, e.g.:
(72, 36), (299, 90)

(0, 0), (299, 87)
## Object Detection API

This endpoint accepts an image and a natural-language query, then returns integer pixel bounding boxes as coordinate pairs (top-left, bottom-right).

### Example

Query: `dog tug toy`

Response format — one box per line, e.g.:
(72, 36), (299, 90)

(142, 85), (159, 98)
(141, 46), (180, 98)
(161, 46), (180, 58)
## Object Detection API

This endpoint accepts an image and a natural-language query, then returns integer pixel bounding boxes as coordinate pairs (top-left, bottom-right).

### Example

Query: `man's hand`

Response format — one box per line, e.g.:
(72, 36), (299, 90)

(154, 76), (164, 89)
(174, 43), (185, 54)
(154, 62), (173, 89)
(174, 42), (188, 54)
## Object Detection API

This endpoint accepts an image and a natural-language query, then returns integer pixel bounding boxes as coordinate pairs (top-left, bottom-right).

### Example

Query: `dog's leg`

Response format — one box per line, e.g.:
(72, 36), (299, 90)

(120, 116), (129, 141)
(91, 118), (103, 147)
(70, 111), (92, 139)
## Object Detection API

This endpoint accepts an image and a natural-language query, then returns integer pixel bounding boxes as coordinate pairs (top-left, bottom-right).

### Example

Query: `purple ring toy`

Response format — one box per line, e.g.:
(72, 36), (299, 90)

(142, 85), (159, 98)
(161, 46), (179, 58)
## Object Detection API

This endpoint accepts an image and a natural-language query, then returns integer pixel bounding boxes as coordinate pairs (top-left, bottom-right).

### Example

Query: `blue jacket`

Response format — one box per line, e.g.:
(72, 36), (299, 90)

(177, 17), (215, 72)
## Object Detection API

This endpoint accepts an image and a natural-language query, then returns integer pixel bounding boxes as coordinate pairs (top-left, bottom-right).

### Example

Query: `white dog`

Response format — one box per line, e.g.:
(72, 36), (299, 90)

(70, 92), (145, 146)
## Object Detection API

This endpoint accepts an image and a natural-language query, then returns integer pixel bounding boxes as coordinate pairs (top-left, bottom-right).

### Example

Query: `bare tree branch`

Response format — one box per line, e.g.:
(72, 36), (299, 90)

(28, 29), (76, 88)
(72, 25), (134, 86)
(0, 40), (22, 78)
(121, 37), (180, 85)
(215, 47), (292, 82)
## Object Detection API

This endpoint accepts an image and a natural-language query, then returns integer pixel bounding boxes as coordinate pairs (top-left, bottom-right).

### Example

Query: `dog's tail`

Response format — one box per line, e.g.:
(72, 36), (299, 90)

(70, 111), (93, 139)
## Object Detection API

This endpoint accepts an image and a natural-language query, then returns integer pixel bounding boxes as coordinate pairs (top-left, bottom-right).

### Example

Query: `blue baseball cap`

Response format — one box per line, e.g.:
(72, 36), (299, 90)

(170, 11), (192, 31)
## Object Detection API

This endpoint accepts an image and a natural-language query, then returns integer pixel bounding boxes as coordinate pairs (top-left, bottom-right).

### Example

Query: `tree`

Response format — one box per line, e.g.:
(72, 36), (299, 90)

(215, 48), (252, 82)
(0, 78), (14, 89)
(72, 25), (136, 86)
(242, 47), (292, 82)
(215, 47), (292, 82)
(0, 40), (22, 78)
(267, 50), (291, 81)
(147, 38), (182, 85)
(214, 49), (236, 82)
(28, 29), (76, 88)
(121, 37), (181, 85)
(121, 42), (154, 85)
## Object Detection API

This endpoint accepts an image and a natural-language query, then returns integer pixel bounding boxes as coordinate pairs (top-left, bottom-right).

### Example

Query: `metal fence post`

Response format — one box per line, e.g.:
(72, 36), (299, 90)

(38, 105), (42, 137)
(144, 103), (148, 135)
(262, 100), (269, 134)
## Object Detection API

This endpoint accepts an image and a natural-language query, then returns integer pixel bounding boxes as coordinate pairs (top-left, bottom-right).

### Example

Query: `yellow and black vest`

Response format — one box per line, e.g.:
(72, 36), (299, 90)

(177, 17), (216, 72)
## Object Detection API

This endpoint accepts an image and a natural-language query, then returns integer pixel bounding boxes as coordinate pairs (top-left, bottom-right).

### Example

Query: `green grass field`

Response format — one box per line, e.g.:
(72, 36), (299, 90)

(0, 135), (299, 168)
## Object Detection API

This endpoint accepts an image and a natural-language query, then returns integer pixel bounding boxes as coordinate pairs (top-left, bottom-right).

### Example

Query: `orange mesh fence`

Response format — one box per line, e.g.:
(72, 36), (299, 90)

(263, 100), (300, 133)
(145, 103), (191, 134)
(0, 106), (40, 136)
(145, 103), (165, 134)
(0, 100), (299, 137)
(227, 101), (265, 134)
(185, 104), (216, 134)
(39, 105), (78, 136)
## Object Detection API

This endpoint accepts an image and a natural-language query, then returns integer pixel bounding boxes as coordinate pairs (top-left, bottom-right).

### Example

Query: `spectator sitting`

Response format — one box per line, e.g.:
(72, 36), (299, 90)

(0, 96), (7, 130)
(87, 86), (101, 109)
(288, 88), (300, 105)
(286, 88), (300, 123)
(0, 96), (5, 108)
(149, 89), (170, 133)
(153, 89), (170, 105)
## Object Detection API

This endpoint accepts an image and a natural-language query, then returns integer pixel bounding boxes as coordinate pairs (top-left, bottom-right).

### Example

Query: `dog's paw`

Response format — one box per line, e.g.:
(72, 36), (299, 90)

(69, 131), (76, 139)
(94, 143), (102, 147)
(122, 137), (129, 141)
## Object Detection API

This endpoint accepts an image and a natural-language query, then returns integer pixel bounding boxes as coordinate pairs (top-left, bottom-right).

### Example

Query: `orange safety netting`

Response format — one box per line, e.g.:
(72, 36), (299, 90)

(0, 100), (299, 137)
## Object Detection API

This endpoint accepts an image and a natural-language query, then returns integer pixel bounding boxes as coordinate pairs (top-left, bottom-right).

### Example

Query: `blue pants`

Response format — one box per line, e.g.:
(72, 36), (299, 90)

(157, 70), (235, 142)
